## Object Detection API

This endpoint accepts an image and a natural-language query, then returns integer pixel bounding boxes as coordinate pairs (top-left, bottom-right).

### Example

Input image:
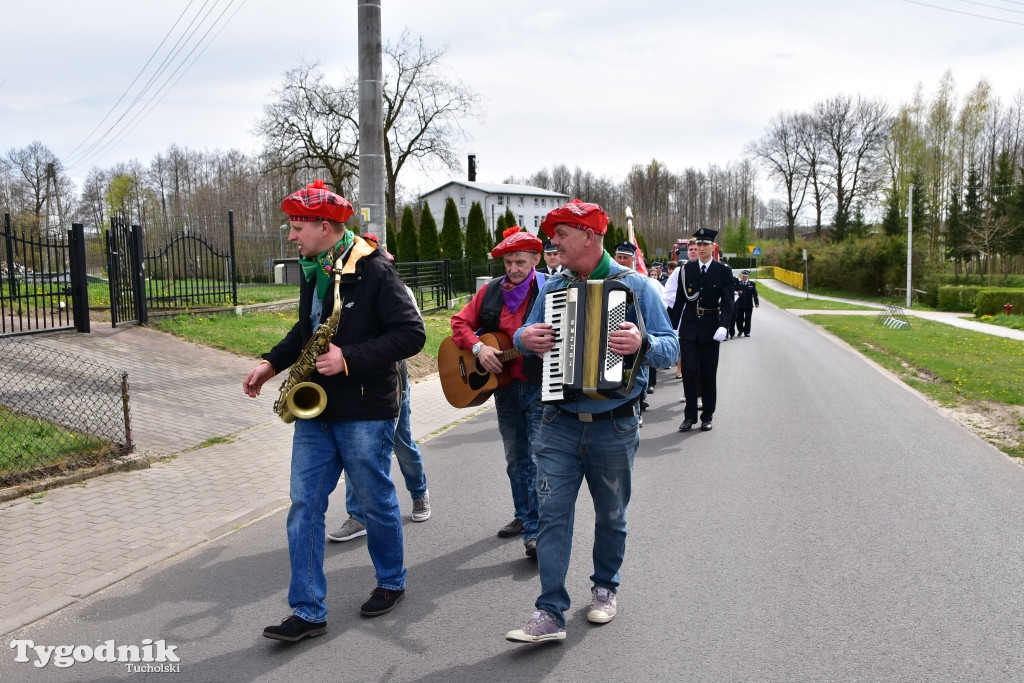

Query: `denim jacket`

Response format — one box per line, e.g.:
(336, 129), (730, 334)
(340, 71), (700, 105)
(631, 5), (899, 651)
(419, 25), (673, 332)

(513, 259), (679, 414)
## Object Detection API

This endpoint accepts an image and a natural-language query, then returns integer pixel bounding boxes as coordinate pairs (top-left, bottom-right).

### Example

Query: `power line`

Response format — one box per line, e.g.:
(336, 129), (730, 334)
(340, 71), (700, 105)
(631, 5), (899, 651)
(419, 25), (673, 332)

(69, 0), (246, 171)
(63, 1), (202, 165)
(901, 0), (1024, 25)
(64, 0), (246, 172)
(956, 0), (1024, 14)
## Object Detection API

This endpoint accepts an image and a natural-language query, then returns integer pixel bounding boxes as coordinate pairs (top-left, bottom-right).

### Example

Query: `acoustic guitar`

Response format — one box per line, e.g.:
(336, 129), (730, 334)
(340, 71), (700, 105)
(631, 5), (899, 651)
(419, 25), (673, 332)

(438, 331), (522, 408)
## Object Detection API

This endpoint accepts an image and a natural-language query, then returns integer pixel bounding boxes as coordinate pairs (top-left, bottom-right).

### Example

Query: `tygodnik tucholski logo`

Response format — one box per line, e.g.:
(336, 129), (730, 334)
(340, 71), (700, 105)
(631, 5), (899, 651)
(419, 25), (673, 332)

(10, 638), (181, 672)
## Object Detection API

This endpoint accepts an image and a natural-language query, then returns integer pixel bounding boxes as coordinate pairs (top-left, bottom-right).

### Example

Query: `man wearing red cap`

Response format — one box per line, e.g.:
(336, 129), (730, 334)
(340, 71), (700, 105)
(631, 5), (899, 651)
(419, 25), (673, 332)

(243, 180), (425, 642)
(450, 226), (547, 558)
(505, 200), (678, 643)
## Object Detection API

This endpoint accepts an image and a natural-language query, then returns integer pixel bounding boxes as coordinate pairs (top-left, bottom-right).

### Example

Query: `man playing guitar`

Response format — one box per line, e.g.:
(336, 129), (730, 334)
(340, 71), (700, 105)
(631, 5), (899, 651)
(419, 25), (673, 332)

(450, 226), (547, 557)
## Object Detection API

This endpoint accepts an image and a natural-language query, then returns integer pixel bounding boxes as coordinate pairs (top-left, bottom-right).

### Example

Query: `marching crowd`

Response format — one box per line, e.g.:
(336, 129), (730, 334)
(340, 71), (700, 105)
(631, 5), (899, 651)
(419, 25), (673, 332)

(243, 179), (757, 645)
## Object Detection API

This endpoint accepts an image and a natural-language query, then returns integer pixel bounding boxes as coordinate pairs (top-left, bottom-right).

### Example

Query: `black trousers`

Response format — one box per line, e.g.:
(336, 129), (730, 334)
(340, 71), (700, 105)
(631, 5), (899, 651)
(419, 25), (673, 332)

(735, 306), (753, 335)
(680, 337), (719, 422)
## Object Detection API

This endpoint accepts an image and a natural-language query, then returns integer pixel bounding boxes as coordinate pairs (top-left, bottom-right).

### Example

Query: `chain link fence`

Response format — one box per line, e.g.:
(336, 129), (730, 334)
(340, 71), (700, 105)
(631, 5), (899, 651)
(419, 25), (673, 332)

(0, 337), (133, 487)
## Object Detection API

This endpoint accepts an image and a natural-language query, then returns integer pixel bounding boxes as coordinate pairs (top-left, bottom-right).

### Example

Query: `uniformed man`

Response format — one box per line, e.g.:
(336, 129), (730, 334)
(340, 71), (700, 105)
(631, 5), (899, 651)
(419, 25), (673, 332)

(614, 242), (660, 412)
(664, 228), (734, 432)
(734, 269), (759, 337)
(539, 240), (563, 276)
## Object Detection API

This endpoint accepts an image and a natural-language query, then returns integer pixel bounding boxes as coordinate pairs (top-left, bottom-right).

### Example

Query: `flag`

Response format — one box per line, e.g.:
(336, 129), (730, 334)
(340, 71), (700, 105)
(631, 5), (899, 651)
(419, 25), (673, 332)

(625, 213), (647, 276)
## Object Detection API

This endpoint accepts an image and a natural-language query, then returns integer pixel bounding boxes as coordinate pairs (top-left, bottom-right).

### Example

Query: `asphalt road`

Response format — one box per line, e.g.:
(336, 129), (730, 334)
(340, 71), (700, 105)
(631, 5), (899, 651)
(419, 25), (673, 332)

(4, 303), (1024, 682)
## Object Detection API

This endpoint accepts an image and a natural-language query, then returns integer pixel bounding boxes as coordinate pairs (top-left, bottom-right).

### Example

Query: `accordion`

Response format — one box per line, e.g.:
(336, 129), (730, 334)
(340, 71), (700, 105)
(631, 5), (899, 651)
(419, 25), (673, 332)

(541, 279), (647, 404)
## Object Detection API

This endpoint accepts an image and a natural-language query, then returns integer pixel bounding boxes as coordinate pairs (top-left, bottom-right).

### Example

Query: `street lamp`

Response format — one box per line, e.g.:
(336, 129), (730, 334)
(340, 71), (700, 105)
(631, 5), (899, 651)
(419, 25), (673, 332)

(279, 223), (289, 260)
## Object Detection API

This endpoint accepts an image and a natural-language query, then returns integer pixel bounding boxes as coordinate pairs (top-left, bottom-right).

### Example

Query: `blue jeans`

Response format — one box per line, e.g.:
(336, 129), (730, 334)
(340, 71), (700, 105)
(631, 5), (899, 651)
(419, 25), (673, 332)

(533, 404), (638, 628)
(346, 379), (428, 520)
(288, 418), (405, 623)
(493, 380), (542, 541)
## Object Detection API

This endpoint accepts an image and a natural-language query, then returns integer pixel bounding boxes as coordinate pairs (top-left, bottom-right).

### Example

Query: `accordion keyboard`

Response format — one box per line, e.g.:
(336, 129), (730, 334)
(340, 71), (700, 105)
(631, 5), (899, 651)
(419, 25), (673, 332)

(541, 289), (568, 403)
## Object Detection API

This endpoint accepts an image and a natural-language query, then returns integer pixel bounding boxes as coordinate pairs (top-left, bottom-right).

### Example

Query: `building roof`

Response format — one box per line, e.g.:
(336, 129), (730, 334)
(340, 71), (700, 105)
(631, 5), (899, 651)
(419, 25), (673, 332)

(418, 180), (571, 200)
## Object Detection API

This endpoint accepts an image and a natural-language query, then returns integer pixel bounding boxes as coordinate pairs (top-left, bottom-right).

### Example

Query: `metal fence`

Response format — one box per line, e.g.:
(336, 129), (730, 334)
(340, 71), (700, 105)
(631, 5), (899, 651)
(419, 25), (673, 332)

(0, 337), (133, 487)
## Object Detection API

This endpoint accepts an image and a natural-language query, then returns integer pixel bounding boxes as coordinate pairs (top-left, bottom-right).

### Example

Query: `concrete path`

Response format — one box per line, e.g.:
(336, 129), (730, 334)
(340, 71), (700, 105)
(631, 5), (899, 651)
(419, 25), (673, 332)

(757, 277), (1024, 341)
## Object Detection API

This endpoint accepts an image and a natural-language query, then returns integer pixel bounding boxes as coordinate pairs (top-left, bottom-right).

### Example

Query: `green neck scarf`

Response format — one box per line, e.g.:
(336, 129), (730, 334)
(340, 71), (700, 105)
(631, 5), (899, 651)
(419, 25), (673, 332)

(571, 250), (612, 281)
(298, 230), (354, 299)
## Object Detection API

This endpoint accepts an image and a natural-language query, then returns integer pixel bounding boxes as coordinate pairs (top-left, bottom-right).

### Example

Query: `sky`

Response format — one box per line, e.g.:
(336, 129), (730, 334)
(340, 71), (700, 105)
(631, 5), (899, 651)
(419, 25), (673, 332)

(2, 0), (1024, 201)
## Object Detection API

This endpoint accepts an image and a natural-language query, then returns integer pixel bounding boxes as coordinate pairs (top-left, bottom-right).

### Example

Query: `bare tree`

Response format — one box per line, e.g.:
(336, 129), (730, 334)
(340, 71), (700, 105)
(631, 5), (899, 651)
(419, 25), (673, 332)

(254, 61), (361, 198)
(814, 95), (891, 241)
(381, 30), (481, 223)
(749, 111), (809, 244)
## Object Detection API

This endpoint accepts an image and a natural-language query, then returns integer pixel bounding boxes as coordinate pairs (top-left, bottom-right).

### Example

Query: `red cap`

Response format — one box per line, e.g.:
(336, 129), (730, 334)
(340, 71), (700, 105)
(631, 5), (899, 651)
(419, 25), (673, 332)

(281, 179), (354, 224)
(540, 199), (608, 238)
(491, 226), (543, 258)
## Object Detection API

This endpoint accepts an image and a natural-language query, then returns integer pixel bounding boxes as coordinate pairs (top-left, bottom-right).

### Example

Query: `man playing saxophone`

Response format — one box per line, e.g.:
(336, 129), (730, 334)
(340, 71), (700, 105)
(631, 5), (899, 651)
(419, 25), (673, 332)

(243, 180), (425, 642)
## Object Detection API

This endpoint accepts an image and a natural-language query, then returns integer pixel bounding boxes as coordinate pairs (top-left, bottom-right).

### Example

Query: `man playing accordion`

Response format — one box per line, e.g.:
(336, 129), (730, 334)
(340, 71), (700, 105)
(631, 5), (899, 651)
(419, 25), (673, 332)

(505, 200), (678, 643)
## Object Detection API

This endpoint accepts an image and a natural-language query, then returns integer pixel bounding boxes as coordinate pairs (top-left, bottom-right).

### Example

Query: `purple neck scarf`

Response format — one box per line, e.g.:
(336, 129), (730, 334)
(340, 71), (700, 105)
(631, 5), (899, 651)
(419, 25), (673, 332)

(501, 269), (536, 313)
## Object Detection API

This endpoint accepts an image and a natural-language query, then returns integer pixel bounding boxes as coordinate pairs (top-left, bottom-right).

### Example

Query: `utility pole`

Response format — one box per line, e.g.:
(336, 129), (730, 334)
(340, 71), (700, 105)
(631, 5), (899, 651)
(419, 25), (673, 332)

(906, 184), (913, 308)
(357, 1), (386, 248)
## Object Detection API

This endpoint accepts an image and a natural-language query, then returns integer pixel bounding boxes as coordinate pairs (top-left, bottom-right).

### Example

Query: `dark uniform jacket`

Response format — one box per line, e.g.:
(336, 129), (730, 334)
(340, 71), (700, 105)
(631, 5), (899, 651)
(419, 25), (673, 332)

(263, 242), (426, 422)
(669, 259), (735, 343)
(735, 279), (759, 309)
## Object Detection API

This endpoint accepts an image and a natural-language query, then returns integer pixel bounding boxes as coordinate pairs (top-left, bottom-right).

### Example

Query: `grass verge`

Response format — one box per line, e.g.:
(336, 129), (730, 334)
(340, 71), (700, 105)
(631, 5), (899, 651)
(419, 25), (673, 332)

(758, 287), (878, 311)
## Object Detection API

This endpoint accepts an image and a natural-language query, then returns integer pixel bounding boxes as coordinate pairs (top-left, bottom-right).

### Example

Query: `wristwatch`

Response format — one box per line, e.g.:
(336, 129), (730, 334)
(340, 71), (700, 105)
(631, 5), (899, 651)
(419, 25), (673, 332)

(472, 341), (484, 356)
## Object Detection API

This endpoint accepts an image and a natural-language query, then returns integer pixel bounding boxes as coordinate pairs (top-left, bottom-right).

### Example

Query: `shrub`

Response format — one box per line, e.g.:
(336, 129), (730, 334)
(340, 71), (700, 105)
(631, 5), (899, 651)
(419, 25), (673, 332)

(975, 288), (1024, 316)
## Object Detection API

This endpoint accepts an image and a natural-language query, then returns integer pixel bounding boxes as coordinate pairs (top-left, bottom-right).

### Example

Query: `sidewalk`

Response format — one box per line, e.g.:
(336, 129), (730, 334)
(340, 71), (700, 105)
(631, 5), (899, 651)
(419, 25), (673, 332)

(0, 325), (485, 636)
(757, 277), (1024, 341)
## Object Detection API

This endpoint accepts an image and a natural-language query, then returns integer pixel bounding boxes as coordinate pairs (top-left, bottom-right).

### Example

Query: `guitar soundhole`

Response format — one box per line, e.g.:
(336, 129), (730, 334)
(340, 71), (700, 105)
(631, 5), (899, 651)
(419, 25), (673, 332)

(468, 372), (490, 390)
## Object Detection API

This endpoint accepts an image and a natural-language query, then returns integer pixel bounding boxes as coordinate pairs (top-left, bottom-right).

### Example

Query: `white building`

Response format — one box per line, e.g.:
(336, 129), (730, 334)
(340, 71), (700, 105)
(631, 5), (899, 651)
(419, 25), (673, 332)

(417, 181), (570, 236)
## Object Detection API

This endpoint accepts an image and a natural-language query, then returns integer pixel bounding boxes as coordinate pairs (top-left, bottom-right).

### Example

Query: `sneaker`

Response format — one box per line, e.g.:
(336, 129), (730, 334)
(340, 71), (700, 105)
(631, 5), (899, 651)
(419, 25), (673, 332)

(326, 517), (366, 542)
(524, 538), (537, 558)
(263, 615), (327, 642)
(497, 518), (523, 538)
(412, 490), (431, 522)
(586, 587), (617, 624)
(505, 610), (566, 643)
(360, 587), (405, 616)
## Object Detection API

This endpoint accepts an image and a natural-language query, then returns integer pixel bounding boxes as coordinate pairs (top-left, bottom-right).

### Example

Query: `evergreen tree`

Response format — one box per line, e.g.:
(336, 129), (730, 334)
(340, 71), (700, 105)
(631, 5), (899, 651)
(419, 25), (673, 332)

(963, 167), (982, 264)
(504, 207), (517, 228)
(603, 219), (619, 253)
(385, 218), (398, 259)
(465, 201), (489, 264)
(440, 197), (463, 259)
(398, 205), (419, 262)
(909, 170), (928, 242)
(419, 201), (441, 262)
(945, 183), (968, 268)
(495, 214), (507, 247)
(881, 187), (902, 236)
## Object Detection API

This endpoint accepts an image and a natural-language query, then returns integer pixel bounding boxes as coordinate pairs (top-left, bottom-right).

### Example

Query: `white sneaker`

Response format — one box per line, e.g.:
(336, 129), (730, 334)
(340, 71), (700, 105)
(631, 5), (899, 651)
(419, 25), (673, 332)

(412, 490), (431, 522)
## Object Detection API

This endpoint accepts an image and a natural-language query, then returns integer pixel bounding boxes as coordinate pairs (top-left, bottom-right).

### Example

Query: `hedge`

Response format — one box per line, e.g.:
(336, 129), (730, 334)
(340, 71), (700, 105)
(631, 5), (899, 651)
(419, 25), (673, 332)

(937, 285), (986, 312)
(975, 288), (1024, 316)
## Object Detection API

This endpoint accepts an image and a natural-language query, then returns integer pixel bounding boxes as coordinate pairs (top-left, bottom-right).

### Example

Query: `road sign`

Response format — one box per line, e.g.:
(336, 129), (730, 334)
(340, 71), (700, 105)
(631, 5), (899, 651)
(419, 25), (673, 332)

(752, 247), (761, 256)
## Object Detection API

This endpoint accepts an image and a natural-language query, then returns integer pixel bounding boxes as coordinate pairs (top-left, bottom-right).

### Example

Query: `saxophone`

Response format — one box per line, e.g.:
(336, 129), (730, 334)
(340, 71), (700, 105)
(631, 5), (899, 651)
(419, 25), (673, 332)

(274, 268), (345, 423)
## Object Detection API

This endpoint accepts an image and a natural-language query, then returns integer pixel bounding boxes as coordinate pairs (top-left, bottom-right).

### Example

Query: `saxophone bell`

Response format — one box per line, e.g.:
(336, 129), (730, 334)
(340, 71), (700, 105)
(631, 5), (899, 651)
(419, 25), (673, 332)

(279, 381), (328, 423)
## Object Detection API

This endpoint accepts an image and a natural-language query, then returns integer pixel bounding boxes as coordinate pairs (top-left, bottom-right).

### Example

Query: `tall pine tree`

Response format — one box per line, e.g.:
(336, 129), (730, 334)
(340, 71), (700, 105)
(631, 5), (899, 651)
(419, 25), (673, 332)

(385, 218), (398, 258)
(440, 197), (464, 259)
(398, 205), (419, 262)
(465, 202), (489, 264)
(419, 201), (441, 262)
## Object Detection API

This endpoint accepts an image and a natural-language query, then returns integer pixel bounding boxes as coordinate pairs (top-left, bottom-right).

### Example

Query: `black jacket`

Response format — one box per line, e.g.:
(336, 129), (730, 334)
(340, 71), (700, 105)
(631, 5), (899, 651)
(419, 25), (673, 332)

(669, 259), (735, 343)
(263, 244), (426, 422)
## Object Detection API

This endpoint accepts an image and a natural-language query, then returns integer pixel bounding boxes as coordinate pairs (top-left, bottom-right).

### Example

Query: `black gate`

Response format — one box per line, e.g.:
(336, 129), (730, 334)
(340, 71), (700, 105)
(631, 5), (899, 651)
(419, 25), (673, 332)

(142, 211), (237, 311)
(395, 259), (451, 312)
(2, 213), (89, 336)
(105, 215), (146, 327)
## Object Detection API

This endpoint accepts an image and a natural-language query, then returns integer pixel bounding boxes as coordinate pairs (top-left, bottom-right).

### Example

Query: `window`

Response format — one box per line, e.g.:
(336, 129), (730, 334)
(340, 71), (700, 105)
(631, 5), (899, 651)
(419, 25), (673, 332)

(519, 197), (524, 206)
(541, 198), (546, 207)
(460, 196), (465, 207)
(461, 217), (467, 226)
(534, 216), (540, 228)
(534, 198), (539, 207)
(497, 196), (503, 205)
